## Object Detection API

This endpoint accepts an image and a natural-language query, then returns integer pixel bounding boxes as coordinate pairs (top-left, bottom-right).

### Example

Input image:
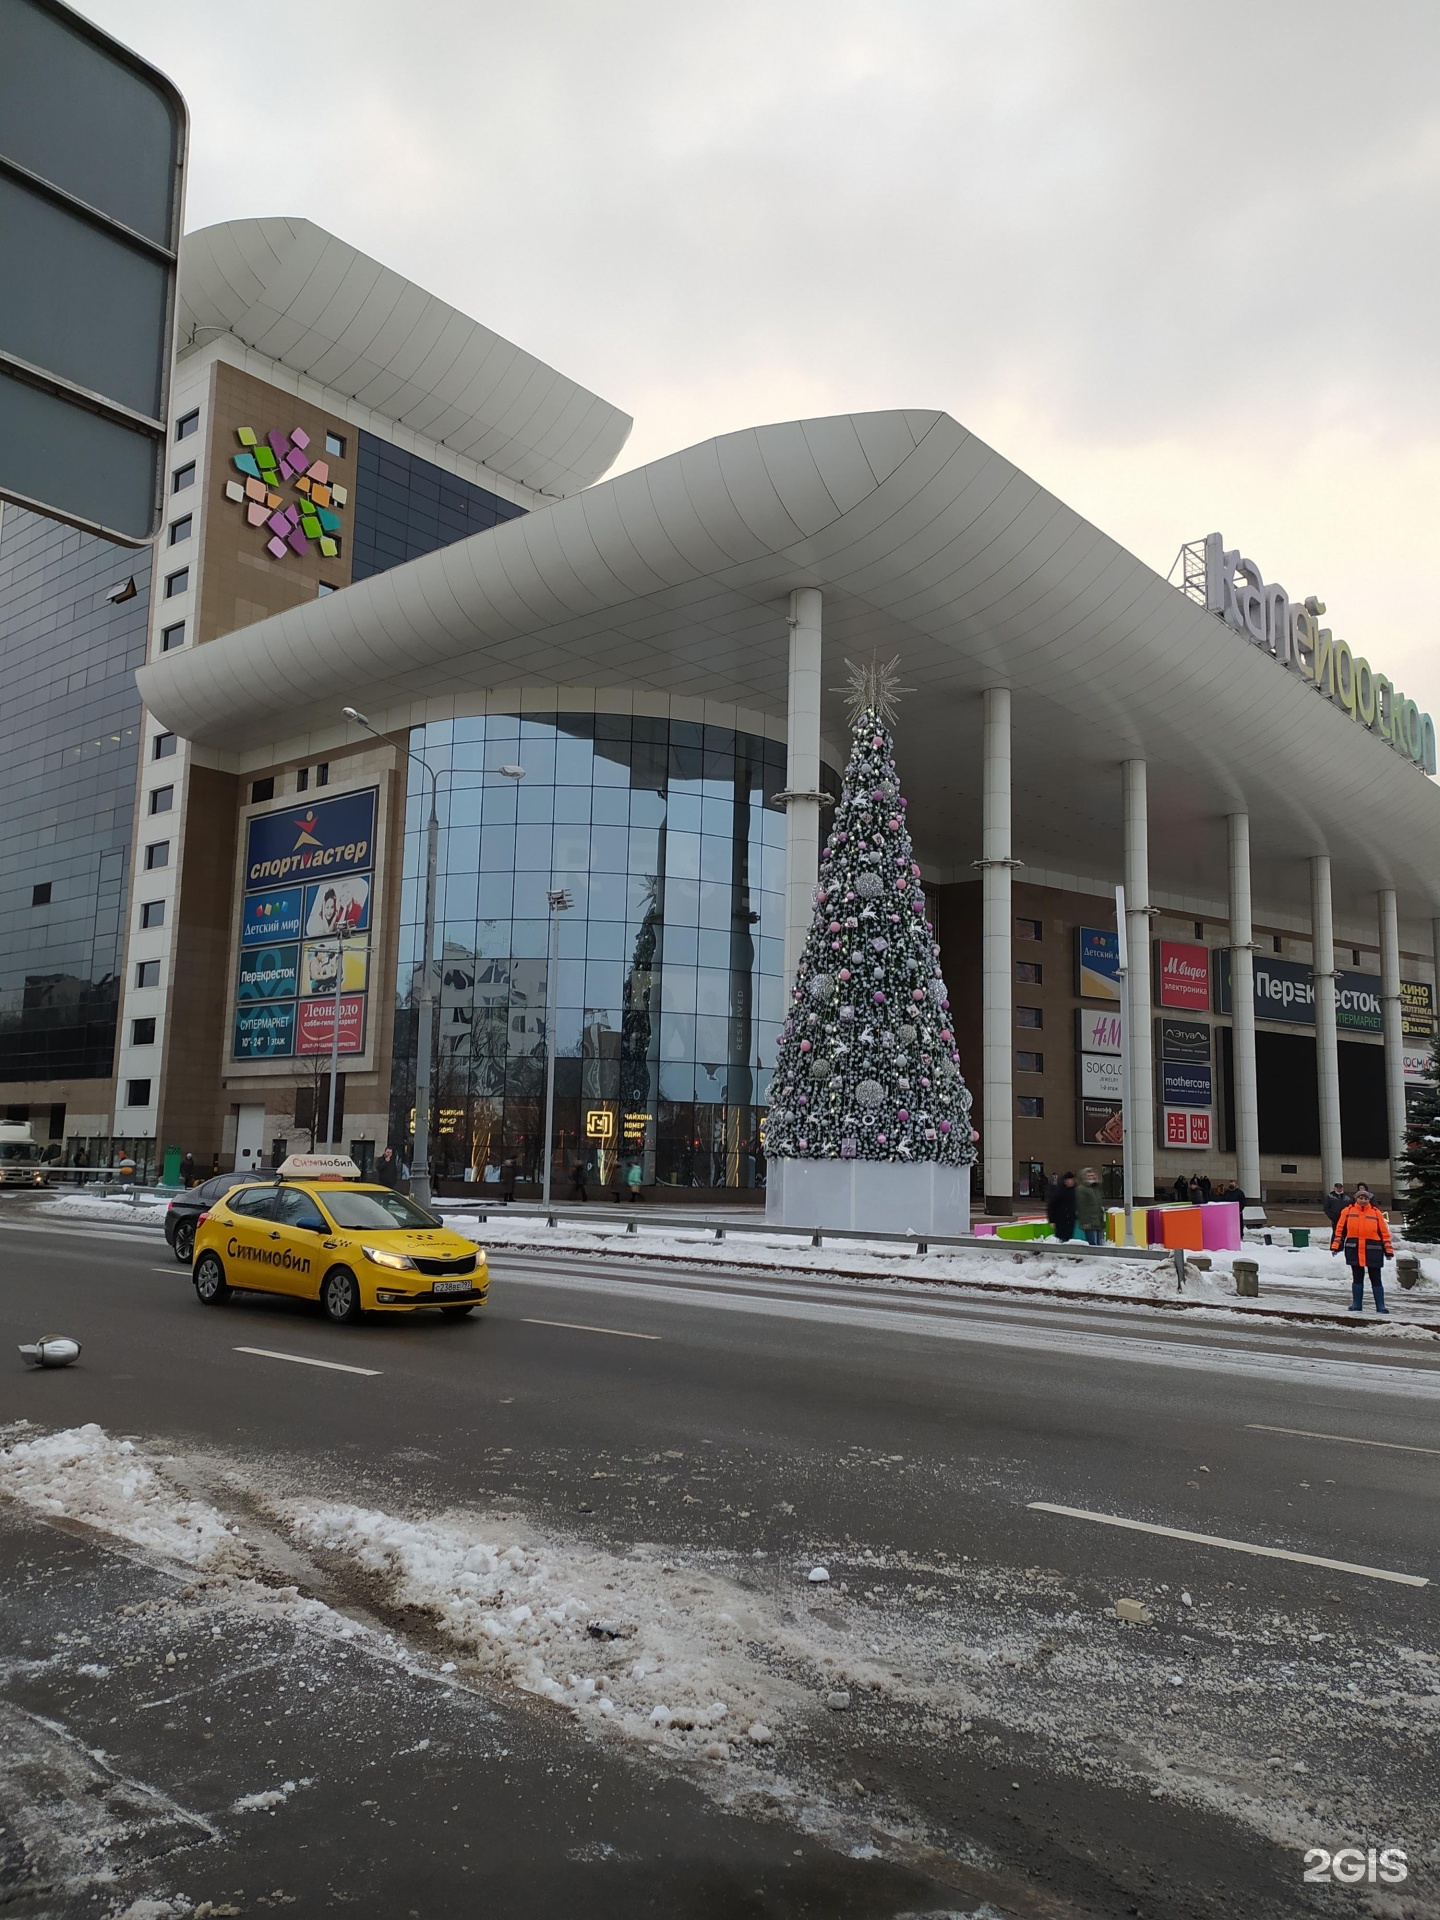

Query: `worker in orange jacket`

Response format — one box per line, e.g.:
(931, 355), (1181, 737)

(1329, 1181), (1393, 1315)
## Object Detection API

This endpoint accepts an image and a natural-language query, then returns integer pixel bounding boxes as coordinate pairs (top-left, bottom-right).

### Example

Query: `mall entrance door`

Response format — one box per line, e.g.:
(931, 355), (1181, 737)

(234, 1104), (266, 1175)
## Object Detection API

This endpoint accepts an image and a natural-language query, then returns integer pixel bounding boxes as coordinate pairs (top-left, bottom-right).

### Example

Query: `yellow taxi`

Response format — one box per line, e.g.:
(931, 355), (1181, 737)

(190, 1154), (488, 1325)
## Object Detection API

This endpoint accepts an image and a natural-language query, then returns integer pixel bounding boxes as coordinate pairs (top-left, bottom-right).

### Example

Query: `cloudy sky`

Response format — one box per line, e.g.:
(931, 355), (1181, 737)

(94, 0), (1440, 706)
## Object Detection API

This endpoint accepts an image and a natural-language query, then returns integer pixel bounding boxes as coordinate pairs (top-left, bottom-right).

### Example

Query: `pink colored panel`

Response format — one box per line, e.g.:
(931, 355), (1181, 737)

(972, 1220), (997, 1236)
(291, 427), (310, 449)
(1200, 1202), (1242, 1251)
(267, 510), (288, 534)
(289, 451), (309, 475)
(286, 526), (308, 555)
(246, 503), (268, 526)
(309, 460), (329, 484)
(267, 429), (290, 456)
(266, 536), (288, 559)
(279, 459), (295, 480)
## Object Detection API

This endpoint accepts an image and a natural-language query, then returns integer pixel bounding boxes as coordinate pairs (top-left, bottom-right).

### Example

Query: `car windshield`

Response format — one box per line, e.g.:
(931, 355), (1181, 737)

(318, 1188), (442, 1231)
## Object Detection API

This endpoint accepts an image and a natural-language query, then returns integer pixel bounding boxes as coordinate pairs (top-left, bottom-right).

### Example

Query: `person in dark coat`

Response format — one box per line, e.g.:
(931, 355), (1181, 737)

(570, 1156), (589, 1202)
(1222, 1179), (1246, 1210)
(180, 1151), (196, 1188)
(1172, 1173), (1189, 1201)
(1047, 1172), (1079, 1242)
(375, 1146), (401, 1190)
(1198, 1173), (1212, 1202)
(1322, 1182), (1349, 1228)
(500, 1156), (518, 1204)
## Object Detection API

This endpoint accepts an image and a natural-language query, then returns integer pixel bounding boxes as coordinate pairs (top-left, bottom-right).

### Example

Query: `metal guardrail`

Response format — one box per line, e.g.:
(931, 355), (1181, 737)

(443, 1199), (1176, 1271)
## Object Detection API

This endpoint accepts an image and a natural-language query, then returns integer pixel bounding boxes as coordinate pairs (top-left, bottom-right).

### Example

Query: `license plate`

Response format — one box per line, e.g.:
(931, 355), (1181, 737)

(432, 1279), (470, 1294)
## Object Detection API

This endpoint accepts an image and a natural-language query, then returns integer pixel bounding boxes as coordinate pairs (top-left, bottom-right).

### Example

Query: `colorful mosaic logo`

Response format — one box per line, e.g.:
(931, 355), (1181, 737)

(222, 427), (347, 562)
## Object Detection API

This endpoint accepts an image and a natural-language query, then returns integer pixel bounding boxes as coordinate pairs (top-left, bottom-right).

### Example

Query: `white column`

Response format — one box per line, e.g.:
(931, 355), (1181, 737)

(981, 689), (1013, 1212)
(1122, 761), (1155, 1202)
(1379, 889), (1407, 1201)
(1310, 856), (1344, 1193)
(782, 587), (823, 1001)
(1228, 813), (1261, 1201)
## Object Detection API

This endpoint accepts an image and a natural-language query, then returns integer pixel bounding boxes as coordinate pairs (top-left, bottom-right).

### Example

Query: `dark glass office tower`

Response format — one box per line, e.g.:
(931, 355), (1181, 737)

(0, 503), (149, 1115)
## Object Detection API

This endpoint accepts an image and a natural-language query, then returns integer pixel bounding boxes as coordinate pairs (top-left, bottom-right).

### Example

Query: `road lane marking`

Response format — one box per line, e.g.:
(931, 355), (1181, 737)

(234, 1346), (380, 1376)
(1026, 1502), (1427, 1587)
(1245, 1423), (1440, 1457)
(521, 1317), (659, 1341)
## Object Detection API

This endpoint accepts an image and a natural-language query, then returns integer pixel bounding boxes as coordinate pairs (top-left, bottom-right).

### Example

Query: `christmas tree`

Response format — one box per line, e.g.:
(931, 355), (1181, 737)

(1398, 1029), (1440, 1239)
(764, 661), (977, 1170)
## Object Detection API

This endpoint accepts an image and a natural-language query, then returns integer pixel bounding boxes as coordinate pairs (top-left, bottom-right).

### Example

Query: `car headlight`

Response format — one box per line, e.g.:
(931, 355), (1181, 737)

(362, 1245), (416, 1271)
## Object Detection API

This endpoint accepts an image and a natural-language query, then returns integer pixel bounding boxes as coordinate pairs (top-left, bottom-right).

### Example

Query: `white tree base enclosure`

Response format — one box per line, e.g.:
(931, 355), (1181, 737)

(766, 1158), (971, 1236)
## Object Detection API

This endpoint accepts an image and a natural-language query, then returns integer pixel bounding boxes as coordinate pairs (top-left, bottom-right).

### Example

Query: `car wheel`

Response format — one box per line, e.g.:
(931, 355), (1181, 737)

(440, 1304), (476, 1319)
(193, 1251), (230, 1305)
(173, 1219), (195, 1264)
(321, 1267), (363, 1325)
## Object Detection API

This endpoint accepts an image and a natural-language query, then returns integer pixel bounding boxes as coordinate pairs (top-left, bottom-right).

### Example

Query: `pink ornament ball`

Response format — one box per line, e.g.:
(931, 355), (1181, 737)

(898, 1108), (910, 1122)
(838, 968), (851, 981)
(876, 1133), (888, 1145)
(940, 1029), (953, 1042)
(911, 988), (925, 1002)
(873, 991), (886, 1004)
(871, 734), (884, 747)
(799, 1039), (811, 1052)
(939, 1120), (951, 1133)
(970, 1128), (980, 1141)
(829, 921), (841, 933)
(888, 816), (900, 830)
(872, 788), (885, 800)
(798, 1138), (808, 1151)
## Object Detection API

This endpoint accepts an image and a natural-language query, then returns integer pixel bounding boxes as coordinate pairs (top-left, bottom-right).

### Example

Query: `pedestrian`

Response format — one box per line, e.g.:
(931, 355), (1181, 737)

(210, 1153), (221, 1176)
(500, 1155), (518, 1205)
(375, 1146), (401, 1190)
(625, 1158), (644, 1202)
(180, 1150), (196, 1188)
(1223, 1178), (1246, 1210)
(1046, 1171), (1078, 1243)
(1198, 1173), (1212, 1202)
(570, 1155), (589, 1202)
(1330, 1181), (1393, 1315)
(1172, 1173), (1189, 1201)
(1322, 1180), (1349, 1229)
(73, 1145), (88, 1188)
(1076, 1168), (1106, 1246)
(1188, 1174), (1202, 1205)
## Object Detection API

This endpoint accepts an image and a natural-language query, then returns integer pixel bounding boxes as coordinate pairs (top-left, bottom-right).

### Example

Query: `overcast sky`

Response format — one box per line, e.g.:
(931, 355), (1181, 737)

(93, 0), (1440, 709)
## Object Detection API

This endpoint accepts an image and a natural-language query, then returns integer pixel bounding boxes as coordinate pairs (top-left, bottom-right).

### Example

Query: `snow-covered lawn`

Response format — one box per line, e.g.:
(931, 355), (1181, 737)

(445, 1209), (1440, 1330)
(38, 1192), (172, 1226)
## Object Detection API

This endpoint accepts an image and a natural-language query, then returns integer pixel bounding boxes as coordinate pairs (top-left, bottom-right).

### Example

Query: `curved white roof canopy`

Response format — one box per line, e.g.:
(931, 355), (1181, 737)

(178, 218), (631, 497)
(139, 408), (1440, 931)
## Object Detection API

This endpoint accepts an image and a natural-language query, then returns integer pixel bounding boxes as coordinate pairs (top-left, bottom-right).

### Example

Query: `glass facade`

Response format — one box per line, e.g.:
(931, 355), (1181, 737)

(350, 431), (526, 583)
(391, 713), (832, 1190)
(0, 503), (147, 1082)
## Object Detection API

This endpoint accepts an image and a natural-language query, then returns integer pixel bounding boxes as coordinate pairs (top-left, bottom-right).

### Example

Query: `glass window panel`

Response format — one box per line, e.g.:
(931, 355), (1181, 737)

(583, 960), (623, 1009)
(701, 795), (735, 837)
(759, 937), (784, 979)
(556, 912), (587, 959)
(757, 976), (784, 1023)
(481, 782), (518, 825)
(626, 826), (660, 876)
(697, 928), (731, 970)
(697, 882), (731, 929)
(509, 917), (548, 958)
(629, 789), (665, 829)
(556, 959), (586, 1007)
(477, 871), (512, 917)
(663, 877), (699, 925)
(446, 788), (482, 829)
(551, 828), (589, 870)
(759, 845), (785, 893)
(663, 923), (697, 967)
(659, 1061), (696, 1103)
(479, 826), (516, 870)
(441, 874), (478, 921)
(514, 824), (553, 871)
(662, 966), (696, 1014)
(482, 713), (519, 743)
(590, 785), (629, 826)
(516, 782), (554, 823)
(553, 785), (591, 824)
(695, 968), (730, 1015)
(659, 1011), (694, 1059)
(554, 736), (593, 783)
(665, 831), (700, 880)
(442, 825), (480, 871)
(591, 748), (629, 788)
(699, 836), (731, 883)
(695, 1014), (730, 1063)
(667, 789), (702, 834)
(512, 872), (551, 919)
(448, 736), (491, 772)
(590, 826), (628, 873)
(585, 920), (625, 962)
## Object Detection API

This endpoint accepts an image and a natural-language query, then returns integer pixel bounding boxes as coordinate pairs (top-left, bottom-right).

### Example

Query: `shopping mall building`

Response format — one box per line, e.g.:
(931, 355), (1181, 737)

(4, 216), (1439, 1206)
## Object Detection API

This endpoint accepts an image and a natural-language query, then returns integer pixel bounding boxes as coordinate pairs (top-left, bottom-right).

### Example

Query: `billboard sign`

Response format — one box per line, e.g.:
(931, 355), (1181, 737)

(1159, 1017), (1210, 1063)
(1335, 970), (1382, 1034)
(1163, 1107), (1212, 1149)
(1078, 1098), (1124, 1147)
(1077, 1007), (1122, 1054)
(1402, 980), (1434, 1040)
(0, 0), (187, 544)
(1077, 927), (1120, 1002)
(233, 788), (378, 1062)
(1215, 951), (1391, 1033)
(1156, 941), (1209, 1009)
(1161, 1061), (1213, 1107)
(1403, 1049), (1432, 1082)
(1079, 1053), (1123, 1100)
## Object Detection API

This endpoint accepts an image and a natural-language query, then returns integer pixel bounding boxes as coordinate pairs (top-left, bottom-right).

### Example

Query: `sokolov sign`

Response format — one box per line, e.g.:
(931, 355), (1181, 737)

(1202, 534), (1436, 775)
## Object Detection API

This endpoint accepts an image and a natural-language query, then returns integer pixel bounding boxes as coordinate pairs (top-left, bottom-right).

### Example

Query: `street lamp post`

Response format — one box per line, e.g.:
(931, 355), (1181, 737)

(342, 706), (441, 1207)
(541, 887), (573, 1208)
(1115, 883), (1136, 1247)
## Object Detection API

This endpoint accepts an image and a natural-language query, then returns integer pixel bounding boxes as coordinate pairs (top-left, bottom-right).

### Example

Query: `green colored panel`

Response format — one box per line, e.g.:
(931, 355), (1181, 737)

(236, 426), (258, 447)
(319, 536), (337, 558)
(301, 514), (322, 538)
(254, 446), (277, 469)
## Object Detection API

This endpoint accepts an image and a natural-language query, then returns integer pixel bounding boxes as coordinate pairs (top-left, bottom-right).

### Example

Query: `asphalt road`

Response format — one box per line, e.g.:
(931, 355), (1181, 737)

(2, 1201), (1438, 1919)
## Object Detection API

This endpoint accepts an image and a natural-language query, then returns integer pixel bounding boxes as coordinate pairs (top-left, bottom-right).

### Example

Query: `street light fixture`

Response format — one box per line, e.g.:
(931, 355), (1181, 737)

(342, 706), (443, 1208)
(541, 887), (573, 1208)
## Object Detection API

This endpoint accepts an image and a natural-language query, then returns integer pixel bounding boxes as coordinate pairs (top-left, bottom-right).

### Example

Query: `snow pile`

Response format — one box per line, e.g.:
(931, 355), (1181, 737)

(289, 1500), (812, 1754)
(39, 1192), (171, 1226)
(0, 1424), (237, 1567)
(231, 1776), (313, 1813)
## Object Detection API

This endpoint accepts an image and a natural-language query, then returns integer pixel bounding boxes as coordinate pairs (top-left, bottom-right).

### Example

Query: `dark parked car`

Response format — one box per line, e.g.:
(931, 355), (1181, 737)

(164, 1172), (247, 1263)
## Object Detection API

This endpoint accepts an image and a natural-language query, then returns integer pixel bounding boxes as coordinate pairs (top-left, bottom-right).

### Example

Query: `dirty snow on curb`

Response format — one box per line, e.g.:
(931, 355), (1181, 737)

(39, 1192), (171, 1226)
(0, 1423), (237, 1567)
(444, 1211), (1440, 1329)
(288, 1500), (803, 1757)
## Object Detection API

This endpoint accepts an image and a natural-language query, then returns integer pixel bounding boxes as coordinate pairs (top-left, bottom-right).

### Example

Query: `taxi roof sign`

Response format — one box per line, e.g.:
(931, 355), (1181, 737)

(277, 1153), (361, 1181)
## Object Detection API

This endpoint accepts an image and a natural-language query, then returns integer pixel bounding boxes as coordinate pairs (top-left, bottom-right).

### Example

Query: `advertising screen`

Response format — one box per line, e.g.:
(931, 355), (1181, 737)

(232, 788), (378, 1062)
(1078, 1098), (1124, 1146)
(1077, 927), (1120, 1002)
(1156, 941), (1209, 1010)
(1401, 980), (1434, 1039)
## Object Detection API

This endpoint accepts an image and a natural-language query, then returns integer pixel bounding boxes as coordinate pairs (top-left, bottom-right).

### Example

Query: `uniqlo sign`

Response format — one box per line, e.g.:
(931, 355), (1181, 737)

(1164, 1107), (1211, 1148)
(1157, 941), (1210, 1010)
